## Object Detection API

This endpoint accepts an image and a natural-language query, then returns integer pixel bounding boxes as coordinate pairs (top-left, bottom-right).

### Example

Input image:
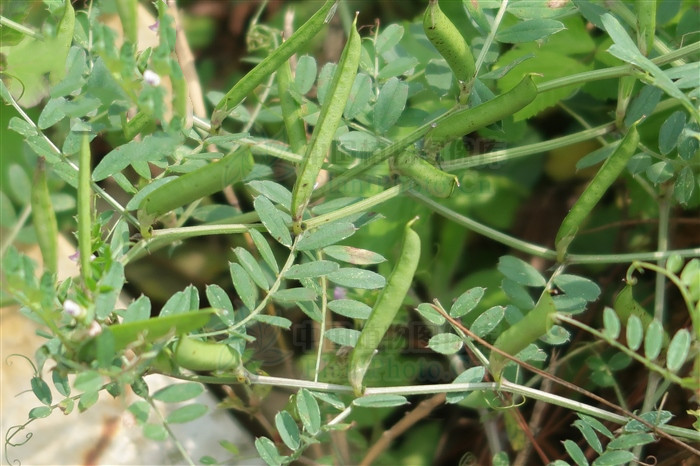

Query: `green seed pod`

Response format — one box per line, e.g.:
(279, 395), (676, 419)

(395, 150), (458, 198)
(277, 58), (307, 155)
(211, 0), (338, 132)
(423, 0), (475, 84)
(555, 126), (639, 261)
(109, 309), (215, 351)
(31, 158), (58, 274)
(349, 219), (421, 396)
(78, 133), (92, 281)
(291, 15), (361, 229)
(489, 291), (557, 381)
(423, 75), (537, 153)
(174, 336), (241, 372)
(138, 147), (254, 233)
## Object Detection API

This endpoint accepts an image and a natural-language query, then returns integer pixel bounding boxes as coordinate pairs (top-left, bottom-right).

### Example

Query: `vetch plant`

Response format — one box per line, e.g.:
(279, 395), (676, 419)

(1, 0), (699, 464)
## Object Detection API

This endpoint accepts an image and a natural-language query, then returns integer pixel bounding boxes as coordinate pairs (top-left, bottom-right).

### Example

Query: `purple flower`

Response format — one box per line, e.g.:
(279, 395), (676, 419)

(333, 287), (347, 300)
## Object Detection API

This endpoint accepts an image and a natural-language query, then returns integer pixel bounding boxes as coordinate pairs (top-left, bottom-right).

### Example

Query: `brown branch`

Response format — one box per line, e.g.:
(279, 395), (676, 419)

(513, 354), (556, 466)
(359, 393), (447, 466)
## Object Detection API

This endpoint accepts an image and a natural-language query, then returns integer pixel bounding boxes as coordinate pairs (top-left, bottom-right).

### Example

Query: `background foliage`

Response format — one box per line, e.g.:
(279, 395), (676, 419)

(1, 0), (699, 464)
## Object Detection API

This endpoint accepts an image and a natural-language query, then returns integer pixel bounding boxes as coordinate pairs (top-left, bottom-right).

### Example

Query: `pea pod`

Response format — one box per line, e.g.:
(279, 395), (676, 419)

(138, 147), (254, 234)
(424, 0), (475, 88)
(349, 219), (421, 395)
(423, 75), (537, 153)
(489, 291), (557, 381)
(174, 335), (241, 372)
(78, 133), (92, 281)
(31, 158), (58, 274)
(554, 126), (639, 261)
(290, 15), (361, 229)
(211, 0), (338, 132)
(108, 309), (216, 351)
(395, 150), (458, 198)
(277, 58), (307, 155)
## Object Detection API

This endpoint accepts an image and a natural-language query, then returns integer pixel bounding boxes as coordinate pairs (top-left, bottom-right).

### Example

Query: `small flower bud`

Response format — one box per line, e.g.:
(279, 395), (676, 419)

(63, 299), (83, 318)
(334, 287), (347, 300)
(87, 321), (102, 337)
(143, 70), (161, 86)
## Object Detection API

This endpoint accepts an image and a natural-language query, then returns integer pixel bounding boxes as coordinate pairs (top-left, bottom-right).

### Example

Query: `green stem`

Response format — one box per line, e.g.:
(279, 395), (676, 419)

(0, 15), (43, 40)
(192, 116), (303, 163)
(304, 184), (405, 229)
(327, 406), (353, 426)
(78, 134), (92, 282)
(413, 190), (700, 264)
(176, 371), (700, 443)
(122, 224), (258, 264)
(2, 87), (138, 226)
(0, 205), (31, 259)
(639, 189), (673, 443)
(536, 41), (700, 94)
(653, 190), (672, 323)
(229, 243), (299, 332)
(606, 0), (683, 64)
(241, 72), (277, 134)
(147, 397), (196, 466)
(442, 123), (614, 171)
(314, 252), (329, 383)
(629, 260), (698, 339)
(473, 0), (509, 76)
(411, 191), (557, 259)
(555, 314), (686, 387)
(310, 108), (461, 200)
(571, 248), (700, 264)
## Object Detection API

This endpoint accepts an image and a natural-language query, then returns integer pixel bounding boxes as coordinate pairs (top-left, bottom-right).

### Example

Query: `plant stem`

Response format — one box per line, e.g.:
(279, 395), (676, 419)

(629, 260), (698, 338)
(230, 243), (299, 331)
(178, 371), (700, 443)
(359, 393), (446, 466)
(327, 406), (353, 426)
(555, 314), (685, 387)
(637, 187), (673, 461)
(413, 190), (700, 264)
(0, 205), (31, 259)
(571, 248), (700, 264)
(304, 184), (405, 229)
(1, 86), (138, 227)
(192, 118), (303, 164)
(122, 224), (258, 264)
(442, 123), (614, 171)
(411, 191), (558, 259)
(473, 0), (509, 76)
(536, 41), (700, 94)
(147, 397), (196, 466)
(78, 134), (92, 282)
(0, 15), (43, 40)
(313, 254), (329, 382)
